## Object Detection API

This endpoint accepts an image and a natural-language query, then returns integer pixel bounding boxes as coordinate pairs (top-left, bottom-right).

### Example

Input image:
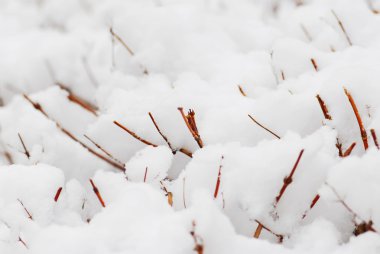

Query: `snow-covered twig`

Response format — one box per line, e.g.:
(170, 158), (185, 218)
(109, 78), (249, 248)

(57, 84), (98, 116)
(331, 10), (353, 46)
(178, 108), (204, 148)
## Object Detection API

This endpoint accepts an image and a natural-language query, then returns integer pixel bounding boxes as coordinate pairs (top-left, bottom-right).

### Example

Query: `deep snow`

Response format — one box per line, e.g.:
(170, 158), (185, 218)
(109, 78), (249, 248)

(1, 0), (380, 253)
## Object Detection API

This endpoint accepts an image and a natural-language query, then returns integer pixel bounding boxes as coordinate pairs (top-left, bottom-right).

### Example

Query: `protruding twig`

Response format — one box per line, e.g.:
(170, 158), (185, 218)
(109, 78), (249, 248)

(238, 85), (247, 96)
(248, 114), (281, 139)
(54, 187), (63, 202)
(300, 23), (312, 42)
(331, 10), (353, 46)
(148, 112), (193, 158)
(143, 167), (148, 183)
(253, 224), (263, 239)
(17, 133), (30, 159)
(114, 120), (157, 147)
(110, 27), (149, 75)
(190, 221), (204, 254)
(370, 129), (379, 149)
(57, 83), (98, 116)
(274, 149), (305, 206)
(178, 108), (204, 148)
(336, 138), (343, 157)
(343, 88), (368, 150)
(343, 142), (356, 157)
(89, 179), (106, 208)
(316, 95), (332, 120)
(213, 156), (224, 199)
(160, 181), (173, 206)
(18, 236), (28, 249)
(254, 220), (284, 242)
(281, 70), (286, 81)
(302, 194), (320, 219)
(84, 134), (124, 165)
(311, 58), (318, 71)
(23, 94), (125, 171)
(17, 199), (33, 220)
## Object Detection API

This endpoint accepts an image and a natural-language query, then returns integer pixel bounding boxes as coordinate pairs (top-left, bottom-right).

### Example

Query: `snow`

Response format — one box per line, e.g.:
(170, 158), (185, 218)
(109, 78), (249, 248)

(1, 0), (380, 253)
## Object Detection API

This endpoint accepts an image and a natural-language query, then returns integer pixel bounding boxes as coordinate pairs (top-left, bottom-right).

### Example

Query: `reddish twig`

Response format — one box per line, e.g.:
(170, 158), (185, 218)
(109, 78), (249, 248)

(343, 142), (356, 157)
(17, 133), (30, 159)
(311, 58), (318, 71)
(213, 156), (224, 199)
(331, 10), (353, 46)
(370, 129), (379, 149)
(274, 149), (305, 206)
(23, 94), (125, 171)
(54, 187), (63, 202)
(254, 220), (284, 242)
(89, 179), (106, 208)
(114, 120), (157, 147)
(84, 134), (124, 165)
(160, 181), (173, 206)
(57, 83), (98, 116)
(190, 221), (204, 254)
(344, 88), (368, 150)
(17, 199), (33, 220)
(178, 108), (204, 148)
(316, 95), (332, 120)
(148, 112), (193, 158)
(336, 138), (343, 157)
(248, 114), (281, 139)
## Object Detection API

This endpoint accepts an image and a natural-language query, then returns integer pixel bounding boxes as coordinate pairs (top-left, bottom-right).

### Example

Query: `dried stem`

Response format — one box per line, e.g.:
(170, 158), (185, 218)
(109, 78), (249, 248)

(114, 120), (157, 147)
(17, 133), (30, 159)
(254, 220), (284, 242)
(148, 112), (192, 158)
(17, 199), (33, 220)
(336, 138), (343, 157)
(238, 85), (247, 96)
(343, 88), (368, 150)
(213, 156), (224, 199)
(343, 142), (356, 157)
(160, 181), (173, 206)
(311, 58), (318, 71)
(57, 83), (98, 116)
(190, 221), (204, 254)
(274, 149), (305, 206)
(331, 10), (353, 46)
(18, 236), (28, 249)
(248, 114), (281, 139)
(144, 167), (148, 183)
(84, 134), (124, 165)
(178, 108), (204, 148)
(89, 179), (106, 208)
(316, 95), (332, 120)
(54, 187), (63, 202)
(370, 129), (379, 149)
(23, 94), (125, 171)
(302, 194), (320, 219)
(281, 70), (286, 81)
(253, 224), (263, 239)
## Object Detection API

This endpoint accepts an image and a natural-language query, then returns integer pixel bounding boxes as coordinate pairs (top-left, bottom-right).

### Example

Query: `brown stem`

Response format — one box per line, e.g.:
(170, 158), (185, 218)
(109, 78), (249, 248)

(300, 23), (312, 41)
(331, 10), (353, 46)
(160, 181), (173, 206)
(248, 114), (281, 139)
(54, 187), (63, 202)
(254, 220), (284, 242)
(84, 134), (124, 165)
(114, 120), (157, 147)
(343, 142), (356, 157)
(178, 108), (204, 148)
(23, 94), (125, 171)
(311, 58), (318, 71)
(238, 85), (247, 96)
(213, 156), (224, 199)
(302, 194), (320, 219)
(148, 112), (193, 158)
(17, 133), (30, 159)
(370, 129), (379, 149)
(17, 199), (33, 220)
(18, 236), (28, 249)
(90, 179), (106, 208)
(144, 167), (148, 183)
(316, 95), (332, 120)
(190, 221), (204, 254)
(343, 88), (368, 150)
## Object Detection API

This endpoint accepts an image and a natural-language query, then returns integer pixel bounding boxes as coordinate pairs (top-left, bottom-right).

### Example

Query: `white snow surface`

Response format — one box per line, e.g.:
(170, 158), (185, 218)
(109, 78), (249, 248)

(0, 0), (380, 253)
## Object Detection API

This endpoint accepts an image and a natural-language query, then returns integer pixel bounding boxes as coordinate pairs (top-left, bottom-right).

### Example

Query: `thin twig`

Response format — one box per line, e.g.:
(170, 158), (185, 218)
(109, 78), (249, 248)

(190, 221), (204, 254)
(114, 120), (157, 147)
(302, 194), (320, 219)
(300, 23), (312, 42)
(23, 94), (125, 171)
(178, 108), (204, 148)
(18, 236), (28, 249)
(54, 187), (63, 202)
(213, 156), (224, 199)
(331, 10), (353, 46)
(183, 177), (187, 208)
(370, 129), (379, 149)
(311, 58), (318, 71)
(248, 114), (281, 139)
(343, 88), (368, 150)
(238, 85), (247, 96)
(254, 220), (284, 242)
(148, 112), (192, 158)
(343, 142), (356, 157)
(160, 181), (173, 206)
(90, 179), (106, 208)
(17, 133), (30, 159)
(84, 134), (124, 165)
(316, 95), (332, 120)
(144, 167), (148, 183)
(17, 199), (33, 220)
